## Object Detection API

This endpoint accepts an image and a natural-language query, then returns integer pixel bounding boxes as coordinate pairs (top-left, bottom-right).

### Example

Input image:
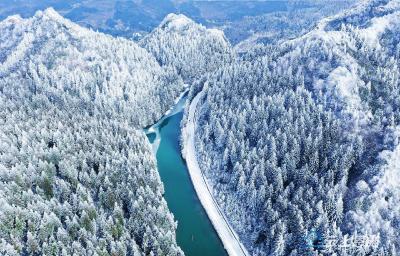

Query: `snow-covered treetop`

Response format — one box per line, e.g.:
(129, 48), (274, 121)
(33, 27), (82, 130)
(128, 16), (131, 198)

(0, 8), (184, 127)
(159, 13), (194, 31)
(318, 0), (400, 32)
(246, 0), (400, 131)
(0, 8), (185, 255)
(190, 0), (400, 253)
(140, 13), (233, 83)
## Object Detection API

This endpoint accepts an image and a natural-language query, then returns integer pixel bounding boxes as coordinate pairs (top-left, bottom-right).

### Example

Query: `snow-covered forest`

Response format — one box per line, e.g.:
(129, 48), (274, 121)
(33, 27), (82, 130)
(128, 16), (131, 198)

(0, 5), (239, 255)
(1, 0), (400, 255)
(186, 0), (400, 255)
(0, 9), (185, 255)
(139, 13), (234, 84)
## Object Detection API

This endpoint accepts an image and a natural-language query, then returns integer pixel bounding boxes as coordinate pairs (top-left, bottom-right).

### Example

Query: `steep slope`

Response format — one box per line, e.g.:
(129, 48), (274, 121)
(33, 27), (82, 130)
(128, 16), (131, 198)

(232, 0), (357, 52)
(184, 0), (400, 255)
(0, 8), (184, 128)
(0, 9), (184, 255)
(140, 13), (234, 84)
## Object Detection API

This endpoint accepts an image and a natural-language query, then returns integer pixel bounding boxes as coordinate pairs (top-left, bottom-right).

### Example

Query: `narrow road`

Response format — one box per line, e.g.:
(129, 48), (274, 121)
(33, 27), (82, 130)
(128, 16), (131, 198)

(182, 90), (250, 256)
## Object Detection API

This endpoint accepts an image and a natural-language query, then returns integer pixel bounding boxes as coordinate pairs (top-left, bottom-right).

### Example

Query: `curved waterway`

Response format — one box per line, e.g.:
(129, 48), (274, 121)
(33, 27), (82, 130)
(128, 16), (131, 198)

(145, 93), (227, 256)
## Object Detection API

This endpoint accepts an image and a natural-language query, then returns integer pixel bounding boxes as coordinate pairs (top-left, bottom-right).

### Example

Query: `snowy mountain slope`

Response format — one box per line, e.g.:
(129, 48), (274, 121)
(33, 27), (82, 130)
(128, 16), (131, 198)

(345, 127), (400, 253)
(263, 0), (400, 130)
(233, 0), (357, 53)
(321, 0), (400, 31)
(0, 9), (184, 255)
(0, 8), (184, 128)
(140, 13), (234, 84)
(185, 0), (400, 254)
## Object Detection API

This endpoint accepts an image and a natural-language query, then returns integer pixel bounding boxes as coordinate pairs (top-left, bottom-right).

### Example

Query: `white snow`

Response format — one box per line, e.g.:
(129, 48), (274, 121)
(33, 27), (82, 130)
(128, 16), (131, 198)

(42, 7), (63, 20)
(182, 90), (250, 256)
(328, 66), (358, 100)
(377, 145), (400, 199)
(160, 13), (192, 31)
(208, 28), (226, 39)
(350, 128), (400, 241)
(326, 65), (367, 126)
(145, 87), (189, 153)
(3, 14), (22, 24)
(360, 13), (397, 48)
(35, 8), (67, 25)
(0, 32), (34, 75)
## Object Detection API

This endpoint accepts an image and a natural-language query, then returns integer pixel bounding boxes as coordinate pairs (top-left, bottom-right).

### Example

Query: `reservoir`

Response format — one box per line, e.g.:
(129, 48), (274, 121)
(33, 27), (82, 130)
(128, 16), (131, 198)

(145, 95), (227, 256)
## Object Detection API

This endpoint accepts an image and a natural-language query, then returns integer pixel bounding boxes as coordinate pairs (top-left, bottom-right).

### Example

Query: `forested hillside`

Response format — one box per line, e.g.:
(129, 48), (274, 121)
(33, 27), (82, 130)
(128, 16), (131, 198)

(0, 9), (184, 255)
(140, 13), (234, 84)
(231, 0), (357, 50)
(2, 1), (400, 255)
(186, 0), (400, 254)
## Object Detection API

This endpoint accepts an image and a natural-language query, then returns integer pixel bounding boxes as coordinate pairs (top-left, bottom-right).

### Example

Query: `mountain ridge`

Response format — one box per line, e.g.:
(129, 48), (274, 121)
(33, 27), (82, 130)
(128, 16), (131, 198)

(185, 0), (400, 254)
(0, 8), (185, 255)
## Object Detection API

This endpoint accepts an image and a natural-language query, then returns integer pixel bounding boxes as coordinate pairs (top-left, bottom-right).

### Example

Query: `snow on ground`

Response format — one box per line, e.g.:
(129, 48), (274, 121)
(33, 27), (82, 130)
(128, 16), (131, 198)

(324, 64), (372, 128)
(208, 28), (227, 40)
(360, 11), (400, 48)
(160, 13), (193, 31)
(145, 87), (189, 153)
(327, 66), (360, 106)
(347, 127), (400, 246)
(181, 90), (250, 256)
(0, 31), (34, 75)
(357, 141), (400, 234)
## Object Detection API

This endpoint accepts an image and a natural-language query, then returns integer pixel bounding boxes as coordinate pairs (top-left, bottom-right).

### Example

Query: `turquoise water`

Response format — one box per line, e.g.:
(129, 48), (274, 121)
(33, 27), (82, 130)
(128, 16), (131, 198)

(146, 111), (227, 256)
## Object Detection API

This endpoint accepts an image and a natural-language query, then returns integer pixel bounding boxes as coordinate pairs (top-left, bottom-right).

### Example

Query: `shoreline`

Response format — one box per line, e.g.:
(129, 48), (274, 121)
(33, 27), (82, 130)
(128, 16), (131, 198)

(144, 88), (189, 153)
(181, 90), (250, 256)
